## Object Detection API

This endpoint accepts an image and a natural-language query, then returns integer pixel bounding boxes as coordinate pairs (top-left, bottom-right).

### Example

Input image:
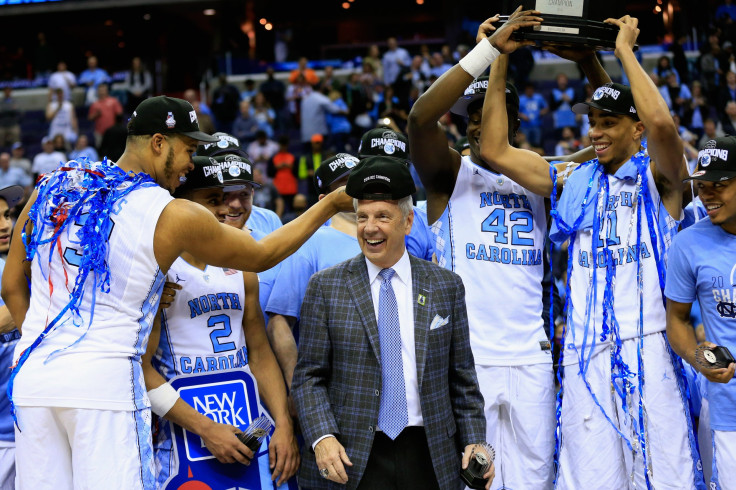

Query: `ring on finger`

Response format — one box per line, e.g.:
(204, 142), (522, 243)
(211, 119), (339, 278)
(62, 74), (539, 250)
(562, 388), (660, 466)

(319, 467), (329, 478)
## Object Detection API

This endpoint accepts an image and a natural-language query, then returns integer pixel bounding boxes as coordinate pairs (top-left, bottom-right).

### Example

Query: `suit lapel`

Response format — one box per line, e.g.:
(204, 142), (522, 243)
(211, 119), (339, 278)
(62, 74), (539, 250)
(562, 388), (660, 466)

(411, 256), (431, 391)
(346, 254), (382, 364)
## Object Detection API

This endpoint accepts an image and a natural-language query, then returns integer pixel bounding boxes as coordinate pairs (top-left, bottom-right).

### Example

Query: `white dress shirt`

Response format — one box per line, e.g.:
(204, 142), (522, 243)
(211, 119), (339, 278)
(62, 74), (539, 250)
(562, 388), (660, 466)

(365, 249), (423, 429)
(312, 250), (423, 450)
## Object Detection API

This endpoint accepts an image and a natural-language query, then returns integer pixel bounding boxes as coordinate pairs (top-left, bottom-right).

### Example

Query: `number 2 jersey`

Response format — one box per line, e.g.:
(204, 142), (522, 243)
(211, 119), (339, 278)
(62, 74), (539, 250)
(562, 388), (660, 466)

(432, 156), (550, 366)
(13, 184), (173, 411)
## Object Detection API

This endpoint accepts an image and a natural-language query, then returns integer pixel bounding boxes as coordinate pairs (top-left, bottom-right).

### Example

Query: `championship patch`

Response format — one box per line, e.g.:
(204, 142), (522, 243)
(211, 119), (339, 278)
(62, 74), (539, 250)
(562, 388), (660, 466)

(166, 112), (176, 128)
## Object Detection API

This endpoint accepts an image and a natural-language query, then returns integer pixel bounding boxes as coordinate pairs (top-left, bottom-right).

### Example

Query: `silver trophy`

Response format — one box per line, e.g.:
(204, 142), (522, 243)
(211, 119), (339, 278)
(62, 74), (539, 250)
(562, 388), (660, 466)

(460, 443), (496, 490)
(236, 415), (272, 452)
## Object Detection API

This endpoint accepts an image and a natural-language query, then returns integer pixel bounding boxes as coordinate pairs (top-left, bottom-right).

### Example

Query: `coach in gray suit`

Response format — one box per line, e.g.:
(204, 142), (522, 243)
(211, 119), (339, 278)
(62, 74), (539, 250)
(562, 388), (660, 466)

(292, 156), (492, 490)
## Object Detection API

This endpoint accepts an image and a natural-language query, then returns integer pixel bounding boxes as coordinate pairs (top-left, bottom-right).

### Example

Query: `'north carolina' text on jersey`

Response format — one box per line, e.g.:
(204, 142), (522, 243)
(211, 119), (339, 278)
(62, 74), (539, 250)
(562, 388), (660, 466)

(432, 156), (549, 365)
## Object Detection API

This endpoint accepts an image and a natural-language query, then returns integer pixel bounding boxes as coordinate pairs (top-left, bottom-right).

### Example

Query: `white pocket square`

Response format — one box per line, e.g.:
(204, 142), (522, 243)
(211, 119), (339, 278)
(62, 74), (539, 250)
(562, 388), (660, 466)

(430, 314), (450, 330)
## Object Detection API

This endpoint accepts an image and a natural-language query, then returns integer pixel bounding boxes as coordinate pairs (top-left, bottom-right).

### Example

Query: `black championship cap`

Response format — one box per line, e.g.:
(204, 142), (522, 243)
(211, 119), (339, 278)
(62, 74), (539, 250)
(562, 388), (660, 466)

(128, 96), (218, 143)
(346, 156), (416, 200)
(176, 155), (258, 196)
(450, 76), (520, 116)
(684, 136), (736, 182)
(0, 185), (24, 208)
(197, 132), (249, 158)
(572, 83), (639, 121)
(314, 153), (360, 194)
(358, 128), (409, 161)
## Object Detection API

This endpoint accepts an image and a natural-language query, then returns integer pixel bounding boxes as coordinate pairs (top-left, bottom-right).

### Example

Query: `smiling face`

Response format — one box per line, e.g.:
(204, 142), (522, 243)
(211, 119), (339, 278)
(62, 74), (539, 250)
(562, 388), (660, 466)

(695, 177), (736, 234)
(187, 187), (229, 222)
(158, 135), (198, 193)
(587, 108), (643, 171)
(0, 198), (11, 254)
(223, 184), (254, 229)
(356, 199), (413, 269)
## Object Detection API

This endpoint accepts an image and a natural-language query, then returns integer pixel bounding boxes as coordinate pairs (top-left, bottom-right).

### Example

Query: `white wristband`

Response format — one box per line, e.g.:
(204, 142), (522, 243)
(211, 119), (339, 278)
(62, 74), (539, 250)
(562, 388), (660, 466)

(459, 40), (500, 79)
(148, 383), (180, 417)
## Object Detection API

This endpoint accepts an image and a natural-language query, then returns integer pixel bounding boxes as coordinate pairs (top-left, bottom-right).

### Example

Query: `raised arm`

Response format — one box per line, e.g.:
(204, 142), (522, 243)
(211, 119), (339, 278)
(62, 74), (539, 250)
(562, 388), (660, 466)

(155, 185), (351, 273)
(407, 8), (542, 222)
(480, 55), (567, 197)
(608, 16), (685, 210)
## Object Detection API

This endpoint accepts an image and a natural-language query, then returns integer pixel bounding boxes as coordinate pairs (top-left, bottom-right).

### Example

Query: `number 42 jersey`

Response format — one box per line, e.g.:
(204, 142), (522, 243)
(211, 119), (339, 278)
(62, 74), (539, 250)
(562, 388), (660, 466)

(432, 156), (550, 366)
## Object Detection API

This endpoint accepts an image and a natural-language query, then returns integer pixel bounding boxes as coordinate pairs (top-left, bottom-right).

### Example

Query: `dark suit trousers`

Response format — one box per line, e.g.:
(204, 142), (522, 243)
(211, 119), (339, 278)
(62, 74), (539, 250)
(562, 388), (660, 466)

(356, 427), (441, 490)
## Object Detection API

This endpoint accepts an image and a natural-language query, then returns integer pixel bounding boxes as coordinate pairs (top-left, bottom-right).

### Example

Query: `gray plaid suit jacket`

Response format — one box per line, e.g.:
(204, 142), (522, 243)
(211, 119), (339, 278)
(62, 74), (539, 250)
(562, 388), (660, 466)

(292, 253), (486, 490)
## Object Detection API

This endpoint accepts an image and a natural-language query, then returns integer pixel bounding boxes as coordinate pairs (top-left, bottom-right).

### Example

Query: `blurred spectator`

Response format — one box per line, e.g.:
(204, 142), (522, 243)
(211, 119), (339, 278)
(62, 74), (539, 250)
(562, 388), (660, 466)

(69, 134), (99, 162)
(684, 81), (710, 138)
(0, 152), (31, 189)
(654, 55), (680, 83)
(300, 85), (341, 147)
(319, 66), (339, 92)
(9, 142), (31, 174)
(716, 0), (736, 21)
(280, 194), (307, 224)
(232, 99), (259, 143)
(269, 135), (298, 212)
(32, 136), (66, 178)
(723, 100), (736, 135)
(98, 113), (127, 162)
(343, 72), (372, 133)
(78, 55), (110, 105)
(46, 88), (77, 145)
(509, 47), (536, 87)
(34, 32), (56, 78)
(252, 167), (284, 217)
(251, 92), (276, 139)
(549, 73), (577, 137)
(52, 133), (70, 154)
(297, 134), (324, 205)
(382, 37), (411, 86)
(88, 84), (123, 148)
(672, 113), (698, 148)
(670, 35), (690, 84)
(518, 82), (548, 147)
(698, 118), (724, 149)
(246, 130), (279, 176)
(377, 85), (408, 132)
(123, 57), (152, 114)
(47, 61), (76, 102)
(698, 37), (721, 101)
(286, 73), (312, 129)
(659, 71), (692, 117)
(0, 87), (21, 147)
(360, 59), (380, 89)
(363, 45), (383, 83)
(288, 57), (319, 86)
(400, 56), (429, 95)
(259, 67), (286, 131)
(718, 71), (736, 123)
(241, 79), (257, 102)
(554, 126), (582, 156)
(211, 73), (241, 134)
(429, 52), (452, 78)
(439, 112), (462, 145)
(326, 89), (351, 152)
(183, 89), (215, 134)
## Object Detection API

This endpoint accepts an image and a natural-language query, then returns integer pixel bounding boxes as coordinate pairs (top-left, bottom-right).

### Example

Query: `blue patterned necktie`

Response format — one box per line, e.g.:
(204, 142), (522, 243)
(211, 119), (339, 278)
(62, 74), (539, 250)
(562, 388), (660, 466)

(377, 268), (408, 440)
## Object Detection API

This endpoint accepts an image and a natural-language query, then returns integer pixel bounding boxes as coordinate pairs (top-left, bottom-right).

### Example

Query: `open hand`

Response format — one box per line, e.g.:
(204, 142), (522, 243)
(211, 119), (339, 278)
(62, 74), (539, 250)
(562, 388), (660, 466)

(604, 15), (639, 57)
(487, 6), (543, 54)
(314, 436), (352, 484)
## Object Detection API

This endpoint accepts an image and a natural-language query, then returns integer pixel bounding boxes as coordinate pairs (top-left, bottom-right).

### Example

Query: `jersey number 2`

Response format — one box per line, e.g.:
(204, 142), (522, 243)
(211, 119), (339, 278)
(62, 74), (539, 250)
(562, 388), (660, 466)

(208, 314), (236, 353)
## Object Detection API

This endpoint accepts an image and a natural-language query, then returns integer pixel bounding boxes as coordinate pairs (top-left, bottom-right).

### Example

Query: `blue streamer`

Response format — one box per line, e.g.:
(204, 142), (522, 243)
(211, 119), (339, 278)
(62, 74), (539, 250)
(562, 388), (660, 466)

(8, 157), (156, 427)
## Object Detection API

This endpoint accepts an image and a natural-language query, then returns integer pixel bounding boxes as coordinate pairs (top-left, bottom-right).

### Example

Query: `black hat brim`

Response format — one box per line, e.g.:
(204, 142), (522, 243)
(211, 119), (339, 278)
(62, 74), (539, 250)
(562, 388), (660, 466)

(0, 185), (24, 208)
(450, 94), (484, 116)
(572, 101), (639, 121)
(181, 131), (220, 144)
(683, 170), (736, 182)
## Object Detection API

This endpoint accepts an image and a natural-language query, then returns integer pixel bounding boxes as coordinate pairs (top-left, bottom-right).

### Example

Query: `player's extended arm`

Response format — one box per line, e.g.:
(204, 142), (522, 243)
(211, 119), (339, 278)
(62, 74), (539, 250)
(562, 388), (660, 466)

(1, 191), (36, 332)
(609, 16), (685, 213)
(242, 273), (299, 485)
(141, 312), (254, 465)
(407, 8), (542, 223)
(266, 313), (298, 391)
(155, 185), (352, 273)
(666, 299), (736, 383)
(0, 306), (16, 335)
(480, 55), (567, 197)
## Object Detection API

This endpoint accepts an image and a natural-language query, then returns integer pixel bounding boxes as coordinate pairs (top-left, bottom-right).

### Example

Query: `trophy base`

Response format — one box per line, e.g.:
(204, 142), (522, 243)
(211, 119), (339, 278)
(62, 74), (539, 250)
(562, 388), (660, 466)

(460, 470), (489, 490)
(498, 14), (626, 51)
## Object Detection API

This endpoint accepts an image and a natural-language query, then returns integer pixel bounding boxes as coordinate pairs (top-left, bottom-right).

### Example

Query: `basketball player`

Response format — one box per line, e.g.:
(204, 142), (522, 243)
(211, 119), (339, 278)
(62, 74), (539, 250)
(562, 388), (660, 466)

(1, 96), (351, 489)
(480, 17), (701, 488)
(146, 154), (297, 487)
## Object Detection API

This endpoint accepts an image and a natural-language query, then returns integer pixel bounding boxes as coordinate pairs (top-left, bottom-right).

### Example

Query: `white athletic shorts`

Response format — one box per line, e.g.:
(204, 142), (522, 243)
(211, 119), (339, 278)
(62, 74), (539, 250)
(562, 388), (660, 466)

(475, 363), (555, 490)
(556, 332), (700, 489)
(712, 430), (736, 490)
(14, 406), (155, 490)
(0, 446), (14, 490)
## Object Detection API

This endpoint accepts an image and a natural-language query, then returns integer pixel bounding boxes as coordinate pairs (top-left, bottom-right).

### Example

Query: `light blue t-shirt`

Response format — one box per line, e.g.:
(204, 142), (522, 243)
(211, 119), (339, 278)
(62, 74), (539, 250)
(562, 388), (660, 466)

(247, 205), (282, 235)
(250, 228), (281, 322)
(266, 227), (360, 320)
(0, 257), (20, 442)
(665, 219), (736, 430)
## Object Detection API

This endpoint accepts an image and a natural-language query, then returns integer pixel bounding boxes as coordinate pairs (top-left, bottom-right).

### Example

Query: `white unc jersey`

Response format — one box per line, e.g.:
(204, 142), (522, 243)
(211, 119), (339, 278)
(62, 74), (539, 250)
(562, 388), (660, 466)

(153, 259), (247, 381)
(13, 185), (174, 411)
(432, 156), (549, 365)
